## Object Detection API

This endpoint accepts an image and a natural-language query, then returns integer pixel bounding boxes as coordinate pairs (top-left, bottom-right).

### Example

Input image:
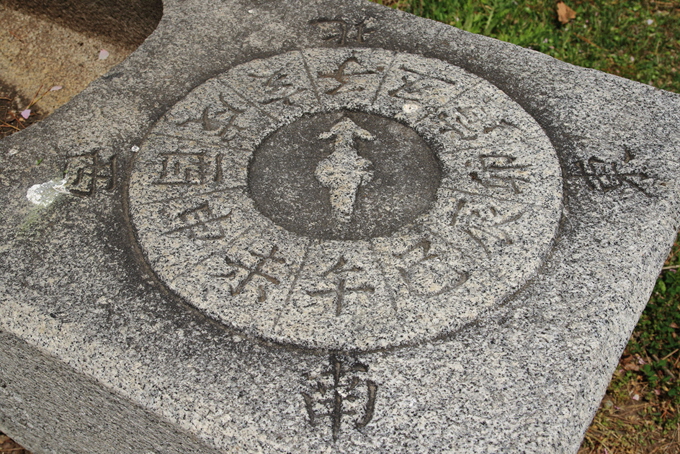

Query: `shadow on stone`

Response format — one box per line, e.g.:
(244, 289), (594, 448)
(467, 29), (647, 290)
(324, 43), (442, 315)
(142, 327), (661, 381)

(1, 0), (163, 48)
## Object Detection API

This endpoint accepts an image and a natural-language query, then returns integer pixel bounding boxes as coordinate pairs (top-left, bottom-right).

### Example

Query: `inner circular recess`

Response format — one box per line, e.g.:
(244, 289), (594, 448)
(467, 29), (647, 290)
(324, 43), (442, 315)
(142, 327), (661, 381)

(249, 111), (442, 241)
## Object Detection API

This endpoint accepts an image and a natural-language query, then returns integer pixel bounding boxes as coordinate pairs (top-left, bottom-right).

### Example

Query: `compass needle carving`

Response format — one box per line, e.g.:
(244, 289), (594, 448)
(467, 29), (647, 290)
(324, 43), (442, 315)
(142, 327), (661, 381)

(315, 118), (375, 222)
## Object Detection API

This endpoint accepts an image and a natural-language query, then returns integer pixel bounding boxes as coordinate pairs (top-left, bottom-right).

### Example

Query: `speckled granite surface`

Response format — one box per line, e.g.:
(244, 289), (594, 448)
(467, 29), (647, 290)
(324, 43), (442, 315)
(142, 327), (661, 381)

(1, 1), (680, 453)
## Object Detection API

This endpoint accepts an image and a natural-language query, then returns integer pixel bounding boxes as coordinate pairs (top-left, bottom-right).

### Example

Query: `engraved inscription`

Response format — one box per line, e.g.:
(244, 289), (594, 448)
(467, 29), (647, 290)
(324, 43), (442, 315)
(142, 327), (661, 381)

(248, 69), (308, 107)
(129, 48), (563, 351)
(389, 66), (457, 101)
(469, 154), (530, 194)
(310, 18), (375, 45)
(432, 106), (518, 142)
(155, 152), (222, 185)
(451, 201), (525, 257)
(163, 202), (231, 240)
(318, 57), (382, 96)
(306, 256), (375, 316)
(571, 150), (652, 196)
(315, 118), (375, 222)
(302, 355), (377, 441)
(215, 246), (286, 301)
(63, 151), (116, 196)
(435, 109), (481, 140)
(178, 93), (246, 142)
(394, 239), (468, 296)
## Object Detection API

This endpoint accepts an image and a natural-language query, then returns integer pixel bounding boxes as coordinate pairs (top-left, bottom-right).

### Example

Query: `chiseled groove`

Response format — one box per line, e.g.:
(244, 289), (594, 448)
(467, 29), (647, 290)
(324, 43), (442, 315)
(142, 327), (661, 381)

(168, 224), (255, 283)
(299, 49), (323, 105)
(367, 240), (399, 314)
(272, 238), (315, 331)
(221, 81), (280, 123)
(370, 50), (398, 106)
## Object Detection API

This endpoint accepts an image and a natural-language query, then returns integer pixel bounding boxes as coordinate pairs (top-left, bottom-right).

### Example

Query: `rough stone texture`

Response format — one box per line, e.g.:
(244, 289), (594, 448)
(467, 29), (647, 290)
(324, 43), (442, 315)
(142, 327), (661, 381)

(1, 0), (679, 453)
(129, 49), (561, 352)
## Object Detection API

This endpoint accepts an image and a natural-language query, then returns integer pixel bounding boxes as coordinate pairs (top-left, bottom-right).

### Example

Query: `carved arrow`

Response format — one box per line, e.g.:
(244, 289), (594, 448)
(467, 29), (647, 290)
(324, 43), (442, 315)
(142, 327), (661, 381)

(315, 118), (375, 222)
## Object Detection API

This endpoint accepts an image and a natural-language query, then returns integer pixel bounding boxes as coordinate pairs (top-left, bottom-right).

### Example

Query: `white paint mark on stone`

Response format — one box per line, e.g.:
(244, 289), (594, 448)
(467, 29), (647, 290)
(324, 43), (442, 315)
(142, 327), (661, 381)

(402, 103), (420, 114)
(26, 178), (69, 207)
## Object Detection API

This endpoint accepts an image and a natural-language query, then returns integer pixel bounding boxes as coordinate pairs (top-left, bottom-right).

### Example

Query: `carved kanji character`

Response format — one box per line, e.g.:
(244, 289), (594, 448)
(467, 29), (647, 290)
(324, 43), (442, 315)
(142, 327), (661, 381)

(63, 151), (116, 196)
(435, 108), (481, 140)
(469, 154), (530, 194)
(306, 256), (375, 316)
(394, 239), (468, 296)
(163, 202), (231, 240)
(178, 93), (246, 143)
(248, 69), (307, 106)
(157, 153), (203, 185)
(317, 57), (381, 96)
(310, 18), (374, 45)
(388, 66), (455, 101)
(302, 355), (378, 441)
(215, 246), (286, 302)
(575, 154), (652, 196)
(434, 104), (517, 142)
(451, 200), (525, 257)
(155, 152), (221, 185)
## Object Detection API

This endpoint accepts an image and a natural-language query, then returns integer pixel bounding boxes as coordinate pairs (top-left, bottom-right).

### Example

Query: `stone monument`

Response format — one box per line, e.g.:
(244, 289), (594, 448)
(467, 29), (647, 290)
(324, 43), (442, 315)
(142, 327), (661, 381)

(1, 0), (679, 453)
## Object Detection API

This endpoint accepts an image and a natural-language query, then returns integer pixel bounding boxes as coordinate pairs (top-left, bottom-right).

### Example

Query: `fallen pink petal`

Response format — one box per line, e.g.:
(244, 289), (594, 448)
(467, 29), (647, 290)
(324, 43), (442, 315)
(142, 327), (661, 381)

(50, 86), (63, 91)
(20, 109), (31, 119)
(98, 49), (110, 60)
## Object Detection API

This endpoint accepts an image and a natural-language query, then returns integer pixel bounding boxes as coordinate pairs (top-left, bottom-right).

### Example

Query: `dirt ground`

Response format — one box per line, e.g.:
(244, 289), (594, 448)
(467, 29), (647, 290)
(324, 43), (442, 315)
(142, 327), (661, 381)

(0, 432), (30, 454)
(0, 5), (138, 115)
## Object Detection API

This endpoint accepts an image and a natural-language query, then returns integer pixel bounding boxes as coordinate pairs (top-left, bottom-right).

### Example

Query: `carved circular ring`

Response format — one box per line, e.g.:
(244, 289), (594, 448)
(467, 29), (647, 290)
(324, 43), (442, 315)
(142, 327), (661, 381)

(128, 48), (563, 351)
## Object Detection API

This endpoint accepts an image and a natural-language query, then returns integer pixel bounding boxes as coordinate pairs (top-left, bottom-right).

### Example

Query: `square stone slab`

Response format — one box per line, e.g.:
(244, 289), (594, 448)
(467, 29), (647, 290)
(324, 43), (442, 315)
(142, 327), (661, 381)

(1, 0), (680, 453)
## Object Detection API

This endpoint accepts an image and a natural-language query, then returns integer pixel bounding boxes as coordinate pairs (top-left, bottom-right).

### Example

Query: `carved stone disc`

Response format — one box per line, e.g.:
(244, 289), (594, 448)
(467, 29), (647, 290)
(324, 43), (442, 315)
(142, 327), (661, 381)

(128, 48), (563, 351)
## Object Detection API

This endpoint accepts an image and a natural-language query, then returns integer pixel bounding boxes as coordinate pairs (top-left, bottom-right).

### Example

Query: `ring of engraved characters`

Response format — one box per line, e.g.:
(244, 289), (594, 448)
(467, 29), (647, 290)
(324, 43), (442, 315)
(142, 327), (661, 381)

(128, 48), (563, 352)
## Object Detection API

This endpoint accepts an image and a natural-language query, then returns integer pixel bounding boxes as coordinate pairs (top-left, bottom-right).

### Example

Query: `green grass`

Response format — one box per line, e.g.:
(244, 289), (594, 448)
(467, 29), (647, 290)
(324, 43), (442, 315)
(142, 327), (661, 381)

(377, 0), (680, 92)
(374, 0), (680, 451)
(635, 259), (680, 409)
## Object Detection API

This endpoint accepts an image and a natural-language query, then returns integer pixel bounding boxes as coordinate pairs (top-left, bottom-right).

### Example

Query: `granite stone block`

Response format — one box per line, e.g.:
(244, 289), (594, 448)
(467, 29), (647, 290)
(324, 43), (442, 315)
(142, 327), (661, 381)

(1, 0), (679, 453)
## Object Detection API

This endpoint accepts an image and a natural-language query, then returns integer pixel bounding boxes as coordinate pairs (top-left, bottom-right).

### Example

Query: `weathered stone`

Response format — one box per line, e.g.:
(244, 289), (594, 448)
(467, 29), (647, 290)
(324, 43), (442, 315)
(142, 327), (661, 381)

(129, 49), (561, 352)
(1, 1), (679, 453)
